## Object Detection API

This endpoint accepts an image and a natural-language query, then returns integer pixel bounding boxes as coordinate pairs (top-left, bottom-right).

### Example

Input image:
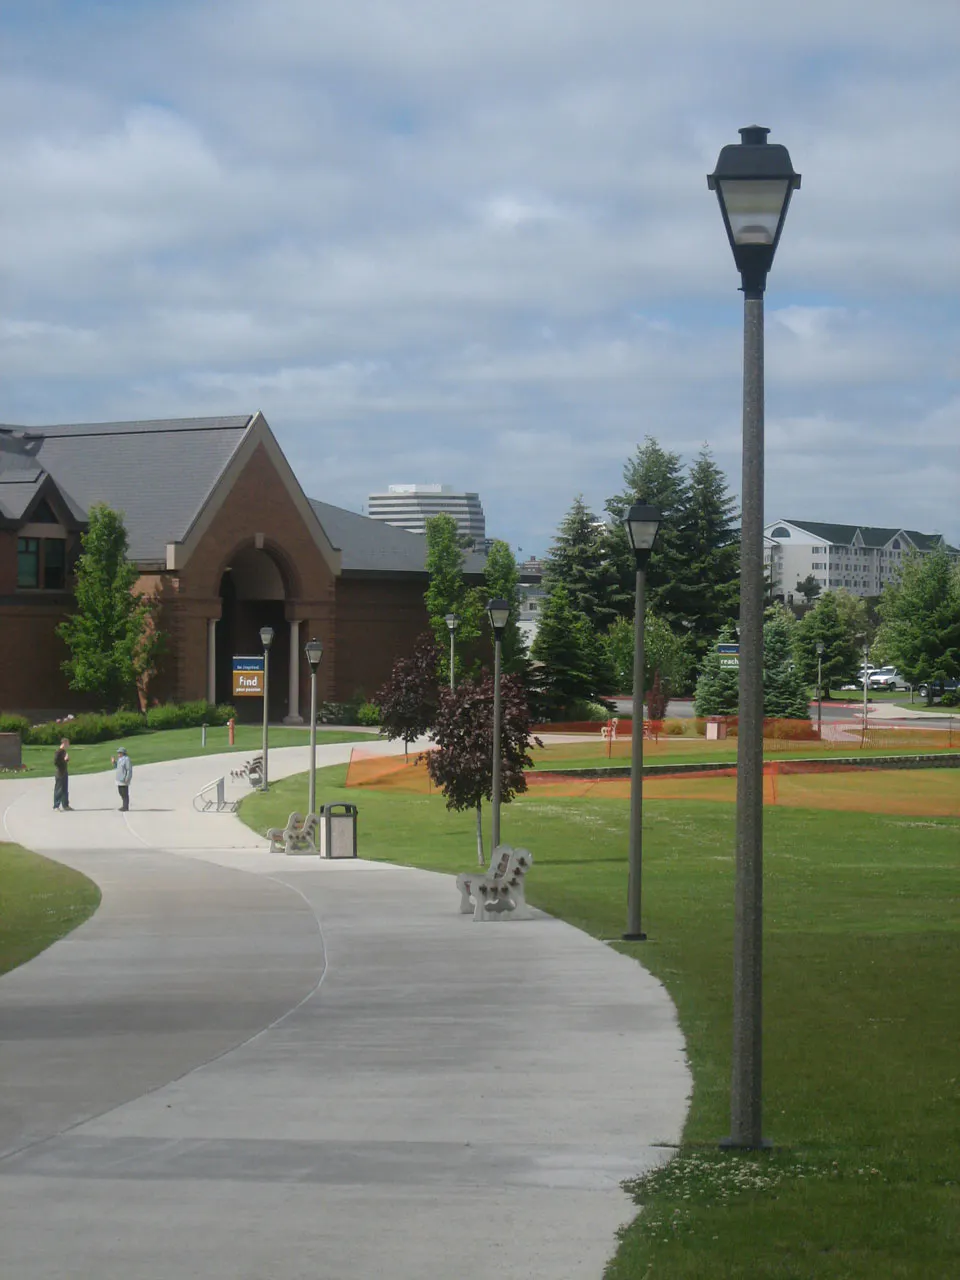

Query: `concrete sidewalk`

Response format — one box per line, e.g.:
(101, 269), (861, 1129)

(0, 741), (690, 1279)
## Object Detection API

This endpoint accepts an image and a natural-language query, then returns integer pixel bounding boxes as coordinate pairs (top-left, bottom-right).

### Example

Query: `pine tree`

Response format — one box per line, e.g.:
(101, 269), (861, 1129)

(57, 503), (161, 709)
(529, 584), (597, 716)
(693, 623), (741, 716)
(763, 607), (810, 720)
(604, 437), (689, 623)
(483, 540), (527, 676)
(674, 446), (740, 648)
(543, 496), (616, 629)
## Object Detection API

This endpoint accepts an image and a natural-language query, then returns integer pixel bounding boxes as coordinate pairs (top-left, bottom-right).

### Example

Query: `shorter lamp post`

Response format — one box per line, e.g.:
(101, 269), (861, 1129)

(816, 641), (824, 738)
(487, 598), (510, 853)
(304, 637), (324, 816)
(622, 504), (662, 941)
(445, 613), (460, 690)
(862, 639), (870, 737)
(259, 625), (274, 791)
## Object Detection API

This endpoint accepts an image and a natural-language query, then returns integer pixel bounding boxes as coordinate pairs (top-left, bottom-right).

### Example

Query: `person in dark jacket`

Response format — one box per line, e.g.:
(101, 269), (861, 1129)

(53, 738), (72, 811)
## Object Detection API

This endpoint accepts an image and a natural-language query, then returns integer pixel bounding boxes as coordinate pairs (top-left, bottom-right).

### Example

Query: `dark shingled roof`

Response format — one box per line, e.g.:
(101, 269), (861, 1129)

(309, 498), (487, 577)
(783, 520), (948, 551)
(0, 416), (253, 561)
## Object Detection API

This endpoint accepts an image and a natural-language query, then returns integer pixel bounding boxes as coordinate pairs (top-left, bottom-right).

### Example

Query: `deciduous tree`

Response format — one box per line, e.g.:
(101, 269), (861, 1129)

(376, 633), (440, 755)
(483, 539), (527, 676)
(794, 591), (860, 697)
(426, 674), (539, 865)
(57, 504), (161, 709)
(877, 546), (960, 701)
(424, 513), (483, 682)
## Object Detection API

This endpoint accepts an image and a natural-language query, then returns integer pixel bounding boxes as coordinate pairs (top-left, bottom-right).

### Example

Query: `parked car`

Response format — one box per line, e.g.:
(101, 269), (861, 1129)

(867, 667), (907, 690)
(916, 678), (960, 701)
(854, 664), (878, 687)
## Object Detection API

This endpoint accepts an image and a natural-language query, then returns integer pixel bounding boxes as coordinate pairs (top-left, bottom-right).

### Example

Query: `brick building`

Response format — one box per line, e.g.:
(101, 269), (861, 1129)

(0, 413), (483, 720)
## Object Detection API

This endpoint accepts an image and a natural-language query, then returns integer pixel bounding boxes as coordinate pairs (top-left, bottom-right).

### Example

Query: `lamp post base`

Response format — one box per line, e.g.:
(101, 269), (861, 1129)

(719, 1136), (773, 1151)
(621, 931), (647, 942)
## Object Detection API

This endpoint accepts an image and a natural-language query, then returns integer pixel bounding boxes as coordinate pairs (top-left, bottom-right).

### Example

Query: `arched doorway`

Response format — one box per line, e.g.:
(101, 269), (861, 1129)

(215, 546), (291, 722)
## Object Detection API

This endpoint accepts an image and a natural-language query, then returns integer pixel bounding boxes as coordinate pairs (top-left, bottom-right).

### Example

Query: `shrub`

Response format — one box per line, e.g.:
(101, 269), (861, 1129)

(318, 699), (362, 724)
(0, 714), (31, 736)
(941, 691), (958, 708)
(356, 701), (381, 726)
(564, 699), (613, 723)
(662, 718), (685, 736)
(145, 700), (235, 729)
(764, 717), (818, 741)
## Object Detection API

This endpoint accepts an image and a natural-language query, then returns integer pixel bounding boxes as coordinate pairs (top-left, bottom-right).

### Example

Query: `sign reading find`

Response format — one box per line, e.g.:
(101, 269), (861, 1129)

(232, 656), (265, 697)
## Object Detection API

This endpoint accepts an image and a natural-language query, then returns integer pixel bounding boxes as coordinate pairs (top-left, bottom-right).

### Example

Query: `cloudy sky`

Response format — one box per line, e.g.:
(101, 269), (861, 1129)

(2, 0), (958, 554)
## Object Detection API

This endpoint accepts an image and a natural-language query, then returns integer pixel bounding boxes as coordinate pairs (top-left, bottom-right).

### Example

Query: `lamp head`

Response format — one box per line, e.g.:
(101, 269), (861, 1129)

(304, 637), (324, 671)
(444, 612), (460, 633)
(623, 504), (662, 566)
(708, 126), (800, 294)
(486, 598), (510, 637)
(259, 625), (275, 650)
(816, 641), (824, 655)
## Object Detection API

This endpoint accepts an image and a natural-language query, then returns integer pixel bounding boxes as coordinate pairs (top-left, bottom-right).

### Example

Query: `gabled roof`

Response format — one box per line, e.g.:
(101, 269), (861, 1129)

(780, 520), (947, 550)
(309, 497), (487, 578)
(0, 416), (253, 560)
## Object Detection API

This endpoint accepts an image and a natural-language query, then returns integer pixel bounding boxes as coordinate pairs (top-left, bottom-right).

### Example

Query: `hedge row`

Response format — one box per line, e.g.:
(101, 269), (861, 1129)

(0, 701), (237, 746)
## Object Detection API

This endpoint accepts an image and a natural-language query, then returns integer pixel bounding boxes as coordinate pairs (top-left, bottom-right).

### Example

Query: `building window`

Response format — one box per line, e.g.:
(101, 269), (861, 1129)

(892, 539), (900, 550)
(17, 536), (67, 590)
(771, 526), (791, 538)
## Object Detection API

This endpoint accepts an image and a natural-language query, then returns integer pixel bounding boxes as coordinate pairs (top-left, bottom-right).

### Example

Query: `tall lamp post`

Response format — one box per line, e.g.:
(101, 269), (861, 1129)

(622, 504), (662, 942)
(709, 126), (800, 1150)
(445, 613), (460, 690)
(304, 637), (324, 815)
(487, 598), (510, 853)
(259, 625), (274, 791)
(816, 641), (824, 739)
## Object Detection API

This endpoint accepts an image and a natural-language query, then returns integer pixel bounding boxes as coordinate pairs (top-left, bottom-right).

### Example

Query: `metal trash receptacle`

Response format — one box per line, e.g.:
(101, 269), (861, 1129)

(319, 803), (358, 859)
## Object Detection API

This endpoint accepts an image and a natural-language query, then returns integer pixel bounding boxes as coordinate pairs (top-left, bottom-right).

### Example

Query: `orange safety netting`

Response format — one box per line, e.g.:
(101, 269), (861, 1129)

(344, 746), (960, 817)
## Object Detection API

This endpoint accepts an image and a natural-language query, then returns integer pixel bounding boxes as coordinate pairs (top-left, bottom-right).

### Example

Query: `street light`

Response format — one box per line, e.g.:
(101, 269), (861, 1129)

(621, 503), (662, 942)
(259, 625), (275, 791)
(816, 641), (824, 739)
(709, 126), (800, 1151)
(304, 637), (324, 815)
(487, 598), (510, 854)
(445, 613), (460, 691)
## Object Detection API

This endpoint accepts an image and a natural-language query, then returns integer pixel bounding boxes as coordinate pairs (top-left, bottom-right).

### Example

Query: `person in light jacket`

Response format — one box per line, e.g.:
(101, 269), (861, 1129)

(53, 738), (72, 811)
(112, 747), (133, 811)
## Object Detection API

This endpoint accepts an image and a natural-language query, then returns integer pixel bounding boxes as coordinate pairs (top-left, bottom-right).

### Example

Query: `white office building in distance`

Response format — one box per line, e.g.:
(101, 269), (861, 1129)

(367, 484), (486, 543)
(765, 519), (957, 601)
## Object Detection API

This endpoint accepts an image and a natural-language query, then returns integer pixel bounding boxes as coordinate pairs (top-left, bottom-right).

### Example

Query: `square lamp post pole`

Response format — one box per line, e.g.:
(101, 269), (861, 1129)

(259, 625), (274, 792)
(622, 504), (661, 942)
(445, 613), (459, 690)
(709, 125), (800, 1150)
(487, 598), (510, 853)
(304, 637), (324, 816)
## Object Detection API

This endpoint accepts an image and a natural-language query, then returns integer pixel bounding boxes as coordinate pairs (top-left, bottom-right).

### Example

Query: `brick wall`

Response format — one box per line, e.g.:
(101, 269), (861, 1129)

(334, 576), (431, 701)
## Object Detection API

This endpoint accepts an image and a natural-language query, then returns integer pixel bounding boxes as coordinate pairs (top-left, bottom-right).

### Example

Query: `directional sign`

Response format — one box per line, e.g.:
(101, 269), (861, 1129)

(232, 655), (265, 697)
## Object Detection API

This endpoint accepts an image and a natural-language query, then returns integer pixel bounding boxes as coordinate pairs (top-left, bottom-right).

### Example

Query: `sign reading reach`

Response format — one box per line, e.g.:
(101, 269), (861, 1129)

(232, 656), (265, 697)
(716, 642), (740, 669)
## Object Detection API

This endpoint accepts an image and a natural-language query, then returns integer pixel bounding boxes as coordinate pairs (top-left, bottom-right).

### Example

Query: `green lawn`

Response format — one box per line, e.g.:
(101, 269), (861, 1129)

(242, 767), (960, 1278)
(530, 742), (959, 772)
(2, 724), (374, 778)
(0, 843), (101, 976)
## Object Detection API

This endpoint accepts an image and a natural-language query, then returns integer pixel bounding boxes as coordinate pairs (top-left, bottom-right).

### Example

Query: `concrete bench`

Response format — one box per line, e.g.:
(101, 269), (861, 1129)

(231, 755), (263, 787)
(267, 811), (320, 855)
(456, 845), (534, 921)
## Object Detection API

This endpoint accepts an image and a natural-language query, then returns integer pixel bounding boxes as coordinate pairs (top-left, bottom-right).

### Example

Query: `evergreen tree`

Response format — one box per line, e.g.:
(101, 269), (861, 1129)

(674, 447), (740, 648)
(693, 623), (740, 716)
(424, 513), (483, 681)
(483, 540), (527, 676)
(877, 546), (960, 701)
(529, 584), (597, 716)
(794, 591), (860, 697)
(58, 503), (161, 709)
(763, 607), (810, 720)
(543, 496), (616, 629)
(604, 437), (690, 623)
(795, 574), (821, 603)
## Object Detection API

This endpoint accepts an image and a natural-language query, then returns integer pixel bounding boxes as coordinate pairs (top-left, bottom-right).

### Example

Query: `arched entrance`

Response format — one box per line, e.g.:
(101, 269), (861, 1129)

(215, 546), (291, 723)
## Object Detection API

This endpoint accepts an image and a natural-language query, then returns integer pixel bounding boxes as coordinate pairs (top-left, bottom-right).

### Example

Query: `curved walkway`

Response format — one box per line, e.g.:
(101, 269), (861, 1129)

(0, 740), (690, 1279)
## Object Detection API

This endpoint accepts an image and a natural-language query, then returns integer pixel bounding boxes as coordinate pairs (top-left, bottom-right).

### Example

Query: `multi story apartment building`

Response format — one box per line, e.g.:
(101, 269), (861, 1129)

(764, 519), (957, 601)
(367, 484), (485, 544)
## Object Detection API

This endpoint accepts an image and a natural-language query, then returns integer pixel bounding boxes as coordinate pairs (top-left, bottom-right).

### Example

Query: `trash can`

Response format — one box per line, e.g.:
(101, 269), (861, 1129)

(705, 717), (728, 741)
(319, 803), (358, 859)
